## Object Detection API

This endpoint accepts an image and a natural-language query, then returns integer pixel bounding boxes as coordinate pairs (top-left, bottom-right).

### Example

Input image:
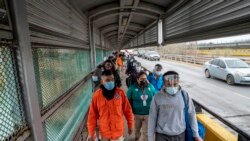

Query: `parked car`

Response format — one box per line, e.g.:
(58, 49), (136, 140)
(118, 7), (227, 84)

(147, 51), (160, 61)
(143, 51), (151, 59)
(204, 58), (250, 85)
(133, 51), (138, 56)
(142, 51), (149, 59)
(138, 50), (145, 57)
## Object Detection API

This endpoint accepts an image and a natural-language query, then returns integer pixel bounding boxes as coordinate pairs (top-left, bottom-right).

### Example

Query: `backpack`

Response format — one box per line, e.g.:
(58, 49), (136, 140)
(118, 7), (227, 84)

(181, 90), (206, 140)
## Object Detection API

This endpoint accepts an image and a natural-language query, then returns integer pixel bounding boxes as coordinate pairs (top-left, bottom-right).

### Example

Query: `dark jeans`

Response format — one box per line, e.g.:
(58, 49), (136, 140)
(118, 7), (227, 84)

(155, 132), (185, 141)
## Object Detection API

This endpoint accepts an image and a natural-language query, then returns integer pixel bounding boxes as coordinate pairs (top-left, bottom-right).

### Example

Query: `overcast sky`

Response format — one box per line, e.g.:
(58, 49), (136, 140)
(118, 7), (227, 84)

(197, 34), (250, 44)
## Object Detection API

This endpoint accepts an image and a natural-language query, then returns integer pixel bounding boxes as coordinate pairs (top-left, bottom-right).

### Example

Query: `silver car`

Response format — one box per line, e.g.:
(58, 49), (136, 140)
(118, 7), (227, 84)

(148, 51), (160, 61)
(204, 58), (250, 85)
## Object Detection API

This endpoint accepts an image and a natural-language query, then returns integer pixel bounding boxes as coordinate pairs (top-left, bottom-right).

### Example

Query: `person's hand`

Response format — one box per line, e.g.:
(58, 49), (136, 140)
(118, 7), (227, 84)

(128, 129), (133, 135)
(87, 136), (95, 141)
(194, 137), (203, 141)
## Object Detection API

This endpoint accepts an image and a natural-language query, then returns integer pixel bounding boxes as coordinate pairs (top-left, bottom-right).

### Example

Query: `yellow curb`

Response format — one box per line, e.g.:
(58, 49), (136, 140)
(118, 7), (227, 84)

(197, 114), (237, 141)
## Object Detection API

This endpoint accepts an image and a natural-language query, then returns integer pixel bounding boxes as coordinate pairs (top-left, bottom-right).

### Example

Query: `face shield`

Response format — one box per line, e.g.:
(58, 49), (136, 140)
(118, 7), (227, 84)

(164, 74), (180, 87)
(164, 74), (180, 95)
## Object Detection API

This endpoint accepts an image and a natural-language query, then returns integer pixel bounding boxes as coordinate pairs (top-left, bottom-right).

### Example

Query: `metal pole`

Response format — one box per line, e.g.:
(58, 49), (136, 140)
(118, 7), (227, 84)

(100, 33), (104, 61)
(89, 20), (96, 69)
(238, 134), (248, 141)
(9, 0), (45, 140)
(92, 25), (97, 67)
(194, 42), (197, 64)
(158, 19), (163, 46)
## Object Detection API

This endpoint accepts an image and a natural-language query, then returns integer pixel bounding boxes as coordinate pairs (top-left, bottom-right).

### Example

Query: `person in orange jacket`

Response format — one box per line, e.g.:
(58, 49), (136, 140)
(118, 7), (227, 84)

(87, 70), (134, 141)
(116, 54), (123, 74)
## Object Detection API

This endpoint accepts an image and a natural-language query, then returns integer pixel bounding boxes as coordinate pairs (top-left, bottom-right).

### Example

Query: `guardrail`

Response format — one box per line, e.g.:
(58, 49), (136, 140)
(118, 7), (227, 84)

(141, 66), (250, 141)
(193, 100), (250, 141)
(162, 54), (250, 65)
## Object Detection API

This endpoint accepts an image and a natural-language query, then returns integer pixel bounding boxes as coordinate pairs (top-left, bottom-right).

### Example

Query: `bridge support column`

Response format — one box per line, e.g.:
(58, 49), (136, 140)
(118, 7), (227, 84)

(89, 20), (96, 69)
(9, 0), (45, 140)
(158, 19), (163, 46)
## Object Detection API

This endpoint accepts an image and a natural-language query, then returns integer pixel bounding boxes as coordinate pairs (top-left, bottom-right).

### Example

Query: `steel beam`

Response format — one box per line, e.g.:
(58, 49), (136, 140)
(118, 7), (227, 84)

(88, 1), (164, 18)
(104, 30), (137, 37)
(163, 0), (190, 18)
(119, 0), (139, 41)
(9, 0), (45, 140)
(104, 31), (118, 37)
(102, 27), (139, 35)
(100, 32), (104, 60)
(89, 20), (96, 68)
(106, 33), (135, 39)
(92, 9), (157, 22)
(108, 34), (134, 39)
(100, 22), (144, 33)
(117, 0), (126, 42)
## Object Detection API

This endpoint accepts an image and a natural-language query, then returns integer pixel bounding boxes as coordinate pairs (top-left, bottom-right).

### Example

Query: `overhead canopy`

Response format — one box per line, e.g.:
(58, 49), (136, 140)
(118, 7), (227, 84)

(70, 0), (250, 49)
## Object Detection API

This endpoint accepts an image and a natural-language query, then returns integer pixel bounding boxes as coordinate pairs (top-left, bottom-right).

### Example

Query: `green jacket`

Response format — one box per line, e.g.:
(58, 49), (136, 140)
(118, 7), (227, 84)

(127, 83), (156, 115)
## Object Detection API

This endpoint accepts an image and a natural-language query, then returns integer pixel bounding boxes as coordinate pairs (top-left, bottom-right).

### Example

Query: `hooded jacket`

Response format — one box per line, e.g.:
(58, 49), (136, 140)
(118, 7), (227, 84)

(147, 73), (163, 92)
(87, 87), (134, 139)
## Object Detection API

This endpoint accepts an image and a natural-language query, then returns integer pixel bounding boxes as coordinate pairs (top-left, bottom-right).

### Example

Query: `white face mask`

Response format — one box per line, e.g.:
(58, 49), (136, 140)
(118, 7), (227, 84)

(92, 76), (98, 82)
(166, 87), (179, 95)
(155, 71), (162, 76)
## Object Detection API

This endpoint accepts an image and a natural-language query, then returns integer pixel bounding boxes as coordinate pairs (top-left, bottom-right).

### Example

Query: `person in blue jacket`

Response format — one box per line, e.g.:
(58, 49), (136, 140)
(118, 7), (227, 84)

(147, 64), (163, 92)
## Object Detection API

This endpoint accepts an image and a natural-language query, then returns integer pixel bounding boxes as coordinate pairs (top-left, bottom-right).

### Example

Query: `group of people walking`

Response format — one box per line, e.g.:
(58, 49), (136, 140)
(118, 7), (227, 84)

(88, 53), (203, 141)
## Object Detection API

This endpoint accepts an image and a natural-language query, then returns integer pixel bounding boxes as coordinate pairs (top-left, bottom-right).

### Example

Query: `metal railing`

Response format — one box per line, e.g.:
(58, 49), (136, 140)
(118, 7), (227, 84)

(193, 100), (250, 141)
(162, 54), (250, 65)
(141, 66), (250, 141)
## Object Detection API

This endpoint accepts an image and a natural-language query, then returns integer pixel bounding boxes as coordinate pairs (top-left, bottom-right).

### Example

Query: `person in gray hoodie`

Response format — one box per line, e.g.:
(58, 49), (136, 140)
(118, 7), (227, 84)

(148, 71), (203, 141)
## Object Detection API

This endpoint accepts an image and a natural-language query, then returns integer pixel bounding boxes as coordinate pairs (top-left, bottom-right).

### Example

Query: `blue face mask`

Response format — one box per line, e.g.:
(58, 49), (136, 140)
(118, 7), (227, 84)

(104, 81), (115, 90)
(166, 87), (179, 95)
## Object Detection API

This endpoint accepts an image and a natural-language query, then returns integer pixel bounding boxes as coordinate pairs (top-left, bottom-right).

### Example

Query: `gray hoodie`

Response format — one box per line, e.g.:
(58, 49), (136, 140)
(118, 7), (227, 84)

(148, 87), (199, 141)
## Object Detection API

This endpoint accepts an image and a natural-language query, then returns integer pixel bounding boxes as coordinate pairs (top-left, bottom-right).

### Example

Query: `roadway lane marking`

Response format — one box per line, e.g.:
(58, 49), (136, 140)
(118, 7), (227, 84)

(232, 92), (250, 100)
(223, 114), (250, 118)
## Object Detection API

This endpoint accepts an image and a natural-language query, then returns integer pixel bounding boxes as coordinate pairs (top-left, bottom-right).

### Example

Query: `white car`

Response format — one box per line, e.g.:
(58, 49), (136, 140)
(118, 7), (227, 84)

(204, 58), (250, 85)
(148, 52), (160, 61)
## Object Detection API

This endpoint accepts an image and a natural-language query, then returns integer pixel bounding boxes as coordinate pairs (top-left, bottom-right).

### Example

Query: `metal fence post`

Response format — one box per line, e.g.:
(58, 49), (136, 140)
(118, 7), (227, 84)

(89, 20), (96, 69)
(9, 0), (45, 140)
(194, 102), (202, 113)
(238, 134), (248, 141)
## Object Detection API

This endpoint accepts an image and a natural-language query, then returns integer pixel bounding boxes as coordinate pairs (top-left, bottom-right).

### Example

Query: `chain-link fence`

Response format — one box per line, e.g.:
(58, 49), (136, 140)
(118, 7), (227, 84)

(0, 45), (27, 140)
(44, 79), (92, 141)
(106, 50), (113, 57)
(0, 0), (9, 26)
(96, 48), (104, 65)
(32, 47), (91, 109)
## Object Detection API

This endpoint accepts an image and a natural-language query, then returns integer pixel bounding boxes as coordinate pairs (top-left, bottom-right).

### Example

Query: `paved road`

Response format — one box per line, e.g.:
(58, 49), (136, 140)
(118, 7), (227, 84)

(135, 57), (250, 135)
